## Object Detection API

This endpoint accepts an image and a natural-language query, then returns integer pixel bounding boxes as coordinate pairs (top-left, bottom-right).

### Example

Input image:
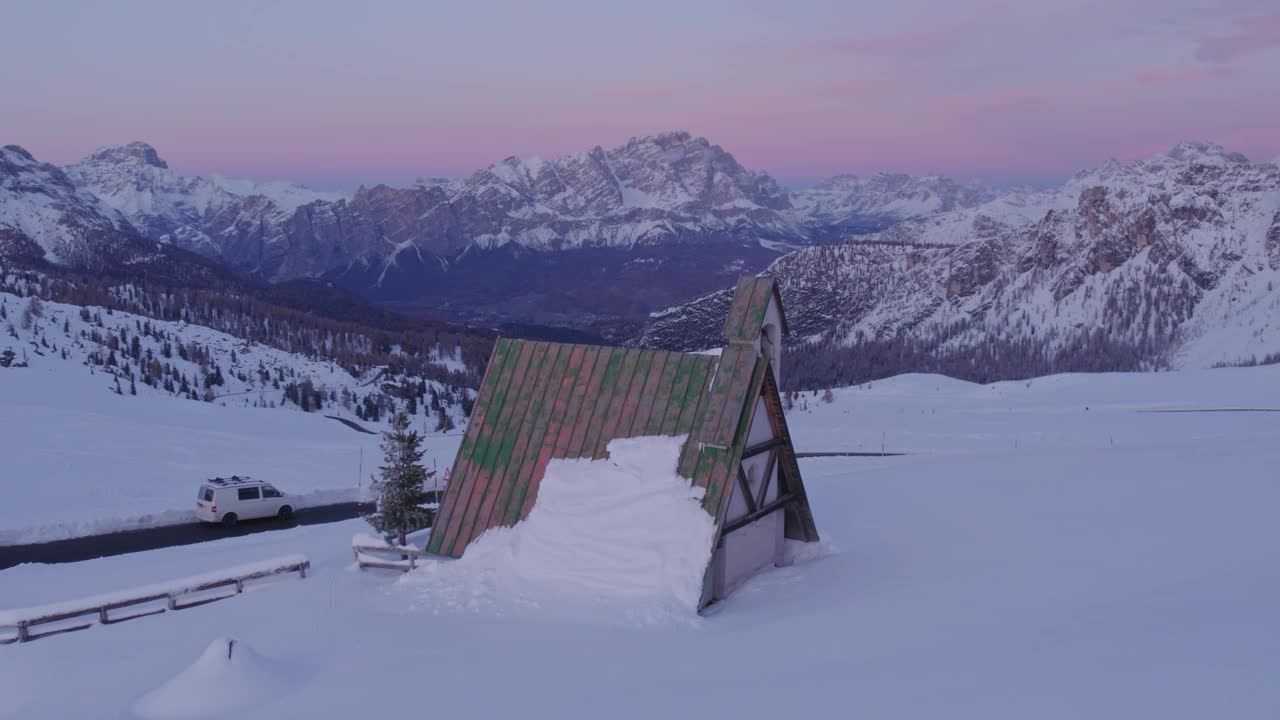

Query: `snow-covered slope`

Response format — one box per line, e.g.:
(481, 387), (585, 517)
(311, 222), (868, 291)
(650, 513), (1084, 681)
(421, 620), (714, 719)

(0, 288), (468, 543)
(789, 172), (1000, 237)
(206, 174), (344, 212)
(641, 142), (1280, 383)
(0, 145), (148, 268)
(450, 131), (799, 248)
(3, 364), (1278, 718)
(65, 142), (342, 261)
(5, 133), (1022, 325)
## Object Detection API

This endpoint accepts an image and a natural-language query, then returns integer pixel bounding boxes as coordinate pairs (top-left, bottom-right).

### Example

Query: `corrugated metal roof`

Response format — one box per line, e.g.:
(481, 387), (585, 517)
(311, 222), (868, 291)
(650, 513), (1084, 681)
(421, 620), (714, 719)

(426, 275), (816, 584)
(427, 340), (721, 557)
(722, 275), (789, 341)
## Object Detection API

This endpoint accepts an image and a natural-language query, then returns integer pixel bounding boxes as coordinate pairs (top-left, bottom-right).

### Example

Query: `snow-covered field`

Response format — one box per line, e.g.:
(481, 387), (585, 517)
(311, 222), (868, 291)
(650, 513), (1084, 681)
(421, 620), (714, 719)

(2, 365), (1278, 718)
(0, 364), (462, 544)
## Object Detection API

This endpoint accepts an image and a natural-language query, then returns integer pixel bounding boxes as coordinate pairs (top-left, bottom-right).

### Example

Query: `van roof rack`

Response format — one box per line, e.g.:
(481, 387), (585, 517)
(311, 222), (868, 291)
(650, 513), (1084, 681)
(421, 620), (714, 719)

(206, 475), (259, 486)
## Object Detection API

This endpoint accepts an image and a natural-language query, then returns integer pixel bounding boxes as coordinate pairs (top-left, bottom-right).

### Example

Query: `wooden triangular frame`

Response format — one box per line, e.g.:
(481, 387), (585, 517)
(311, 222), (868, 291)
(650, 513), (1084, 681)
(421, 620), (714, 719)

(699, 361), (819, 609)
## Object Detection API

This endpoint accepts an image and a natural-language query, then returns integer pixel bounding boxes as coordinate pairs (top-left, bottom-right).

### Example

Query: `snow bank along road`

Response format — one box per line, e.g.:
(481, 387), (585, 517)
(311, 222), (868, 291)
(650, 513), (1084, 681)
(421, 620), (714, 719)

(0, 366), (463, 546)
(0, 502), (374, 571)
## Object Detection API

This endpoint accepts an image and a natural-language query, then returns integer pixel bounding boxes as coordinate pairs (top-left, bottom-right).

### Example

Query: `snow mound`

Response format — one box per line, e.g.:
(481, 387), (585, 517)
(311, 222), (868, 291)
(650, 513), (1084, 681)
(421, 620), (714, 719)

(133, 637), (295, 719)
(401, 435), (716, 624)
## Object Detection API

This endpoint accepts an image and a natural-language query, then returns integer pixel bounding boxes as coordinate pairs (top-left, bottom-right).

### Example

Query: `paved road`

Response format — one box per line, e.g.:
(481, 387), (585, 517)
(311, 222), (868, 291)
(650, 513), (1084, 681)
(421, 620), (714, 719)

(795, 451), (908, 458)
(0, 451), (899, 570)
(324, 415), (377, 434)
(1136, 408), (1280, 413)
(0, 502), (375, 571)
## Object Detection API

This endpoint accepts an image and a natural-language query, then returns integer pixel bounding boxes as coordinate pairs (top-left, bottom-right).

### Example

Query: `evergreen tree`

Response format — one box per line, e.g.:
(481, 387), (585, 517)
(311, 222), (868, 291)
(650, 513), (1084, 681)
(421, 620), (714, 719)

(365, 412), (436, 546)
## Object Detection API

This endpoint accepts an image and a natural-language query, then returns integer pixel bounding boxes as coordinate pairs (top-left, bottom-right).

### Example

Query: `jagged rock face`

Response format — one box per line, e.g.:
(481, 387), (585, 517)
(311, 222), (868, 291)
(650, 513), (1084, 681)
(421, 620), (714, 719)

(64, 142), (242, 257)
(65, 142), (342, 265)
(49, 132), (827, 321)
(25, 132), (1276, 340)
(60, 133), (813, 297)
(14, 131), (1030, 324)
(1266, 212), (1280, 271)
(0, 145), (150, 270)
(640, 142), (1280, 375)
(436, 130), (800, 252)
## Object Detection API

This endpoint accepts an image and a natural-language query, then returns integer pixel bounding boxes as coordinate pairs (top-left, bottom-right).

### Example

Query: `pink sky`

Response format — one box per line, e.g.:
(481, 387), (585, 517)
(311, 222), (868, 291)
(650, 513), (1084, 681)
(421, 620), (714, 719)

(2, 0), (1277, 188)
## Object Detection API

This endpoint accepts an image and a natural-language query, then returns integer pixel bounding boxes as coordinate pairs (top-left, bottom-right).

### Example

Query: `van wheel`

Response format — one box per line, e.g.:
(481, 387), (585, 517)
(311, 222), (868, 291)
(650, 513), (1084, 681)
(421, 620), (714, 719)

(221, 513), (238, 528)
(278, 505), (294, 522)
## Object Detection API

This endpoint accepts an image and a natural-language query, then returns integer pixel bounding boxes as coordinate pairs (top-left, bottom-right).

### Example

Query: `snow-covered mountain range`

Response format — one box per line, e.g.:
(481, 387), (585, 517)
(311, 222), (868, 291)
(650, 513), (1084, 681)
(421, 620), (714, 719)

(9, 133), (1278, 351)
(3, 132), (1008, 324)
(640, 141), (1280, 385)
(1, 145), (150, 269)
(0, 268), (476, 432)
(63, 141), (343, 264)
(790, 173), (999, 239)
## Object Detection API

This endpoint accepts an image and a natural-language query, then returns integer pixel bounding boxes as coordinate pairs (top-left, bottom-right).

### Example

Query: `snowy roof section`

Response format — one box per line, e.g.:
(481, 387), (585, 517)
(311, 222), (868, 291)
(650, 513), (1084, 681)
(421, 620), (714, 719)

(427, 276), (817, 572)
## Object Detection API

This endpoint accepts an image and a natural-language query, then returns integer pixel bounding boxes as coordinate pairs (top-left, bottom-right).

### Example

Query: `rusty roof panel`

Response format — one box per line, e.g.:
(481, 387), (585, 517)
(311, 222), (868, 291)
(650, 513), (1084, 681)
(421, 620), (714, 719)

(431, 337), (522, 556)
(722, 275), (787, 341)
(430, 336), (787, 563)
(577, 348), (629, 460)
(443, 338), (537, 557)
(562, 346), (613, 459)
(427, 337), (513, 555)
(695, 343), (755, 447)
(720, 276), (755, 342)
(476, 341), (553, 535)
(591, 348), (642, 459)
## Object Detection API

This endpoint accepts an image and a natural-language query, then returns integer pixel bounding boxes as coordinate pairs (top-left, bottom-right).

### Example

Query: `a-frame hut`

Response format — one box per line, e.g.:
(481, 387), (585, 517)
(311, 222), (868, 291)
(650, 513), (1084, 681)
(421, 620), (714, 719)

(426, 275), (819, 608)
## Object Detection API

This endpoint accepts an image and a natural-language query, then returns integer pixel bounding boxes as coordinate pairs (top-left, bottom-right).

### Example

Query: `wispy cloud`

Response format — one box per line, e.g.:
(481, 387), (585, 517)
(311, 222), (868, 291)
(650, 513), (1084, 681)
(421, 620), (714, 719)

(1195, 11), (1280, 62)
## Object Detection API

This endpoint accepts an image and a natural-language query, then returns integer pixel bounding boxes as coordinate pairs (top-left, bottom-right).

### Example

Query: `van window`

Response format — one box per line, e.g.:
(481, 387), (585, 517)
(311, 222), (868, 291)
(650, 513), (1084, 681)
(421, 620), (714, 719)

(199, 487), (214, 502)
(262, 486), (281, 499)
(238, 487), (261, 501)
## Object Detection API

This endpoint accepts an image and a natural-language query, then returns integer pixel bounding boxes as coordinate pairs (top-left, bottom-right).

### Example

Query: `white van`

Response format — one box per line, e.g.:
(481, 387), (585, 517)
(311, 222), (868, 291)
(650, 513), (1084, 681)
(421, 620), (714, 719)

(195, 477), (292, 527)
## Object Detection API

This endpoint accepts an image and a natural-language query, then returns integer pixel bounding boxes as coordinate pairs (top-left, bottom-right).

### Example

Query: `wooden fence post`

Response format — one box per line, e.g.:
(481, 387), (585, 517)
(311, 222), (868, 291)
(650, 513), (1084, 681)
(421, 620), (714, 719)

(17, 621), (30, 643)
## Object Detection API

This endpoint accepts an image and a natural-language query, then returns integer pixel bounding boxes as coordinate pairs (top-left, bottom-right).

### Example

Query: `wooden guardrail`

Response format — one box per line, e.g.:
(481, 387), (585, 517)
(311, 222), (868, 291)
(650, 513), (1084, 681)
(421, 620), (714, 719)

(0, 555), (310, 645)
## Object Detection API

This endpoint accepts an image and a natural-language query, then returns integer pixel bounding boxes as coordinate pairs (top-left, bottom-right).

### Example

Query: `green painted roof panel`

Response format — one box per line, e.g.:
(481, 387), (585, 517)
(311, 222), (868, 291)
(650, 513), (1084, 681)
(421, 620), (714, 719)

(428, 342), (726, 557)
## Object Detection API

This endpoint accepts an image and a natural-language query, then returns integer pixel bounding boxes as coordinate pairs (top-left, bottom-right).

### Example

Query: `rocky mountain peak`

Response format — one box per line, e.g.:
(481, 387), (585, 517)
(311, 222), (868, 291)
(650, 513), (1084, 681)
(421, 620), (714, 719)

(1, 145), (37, 164)
(791, 171), (999, 238)
(643, 140), (1280, 384)
(1164, 140), (1249, 166)
(82, 141), (169, 169)
(652, 129), (695, 144)
(1, 144), (76, 192)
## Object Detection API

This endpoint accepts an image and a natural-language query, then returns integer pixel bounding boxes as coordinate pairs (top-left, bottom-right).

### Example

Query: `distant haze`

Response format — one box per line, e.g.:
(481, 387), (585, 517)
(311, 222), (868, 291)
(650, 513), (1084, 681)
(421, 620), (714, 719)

(3, 0), (1277, 189)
